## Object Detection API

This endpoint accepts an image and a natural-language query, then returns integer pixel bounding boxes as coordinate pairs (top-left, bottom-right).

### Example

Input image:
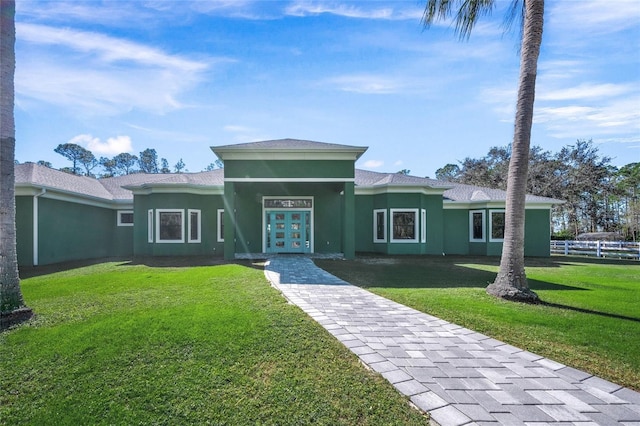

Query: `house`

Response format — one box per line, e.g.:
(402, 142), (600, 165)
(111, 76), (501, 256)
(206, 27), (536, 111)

(15, 139), (561, 266)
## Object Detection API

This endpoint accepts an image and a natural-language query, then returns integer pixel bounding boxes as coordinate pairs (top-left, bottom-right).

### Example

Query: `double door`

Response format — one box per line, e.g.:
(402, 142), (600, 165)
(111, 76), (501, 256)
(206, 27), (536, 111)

(266, 211), (310, 253)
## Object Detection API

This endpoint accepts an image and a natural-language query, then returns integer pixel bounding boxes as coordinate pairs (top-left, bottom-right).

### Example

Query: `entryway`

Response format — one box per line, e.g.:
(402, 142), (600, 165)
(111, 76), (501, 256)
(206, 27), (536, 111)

(265, 211), (311, 254)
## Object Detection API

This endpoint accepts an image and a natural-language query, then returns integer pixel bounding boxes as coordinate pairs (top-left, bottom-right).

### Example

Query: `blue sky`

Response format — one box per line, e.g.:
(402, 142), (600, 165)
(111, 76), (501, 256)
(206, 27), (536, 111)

(14, 0), (640, 177)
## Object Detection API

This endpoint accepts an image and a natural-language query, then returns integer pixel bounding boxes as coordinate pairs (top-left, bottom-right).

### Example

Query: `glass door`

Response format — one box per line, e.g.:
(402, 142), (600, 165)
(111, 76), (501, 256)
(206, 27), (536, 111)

(266, 211), (308, 253)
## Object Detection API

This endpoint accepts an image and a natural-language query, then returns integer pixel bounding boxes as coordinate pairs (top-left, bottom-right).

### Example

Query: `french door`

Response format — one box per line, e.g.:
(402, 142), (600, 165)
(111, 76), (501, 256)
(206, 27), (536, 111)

(266, 211), (310, 254)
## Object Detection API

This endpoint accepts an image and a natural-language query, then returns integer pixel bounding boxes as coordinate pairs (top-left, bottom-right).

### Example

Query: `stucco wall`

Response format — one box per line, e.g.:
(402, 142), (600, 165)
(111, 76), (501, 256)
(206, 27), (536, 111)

(36, 197), (132, 265)
(133, 193), (225, 257)
(16, 196), (34, 267)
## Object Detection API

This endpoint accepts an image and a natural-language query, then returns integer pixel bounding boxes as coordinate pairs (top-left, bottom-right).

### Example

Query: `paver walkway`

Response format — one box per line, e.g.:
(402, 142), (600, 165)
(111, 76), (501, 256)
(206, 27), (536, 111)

(264, 256), (640, 426)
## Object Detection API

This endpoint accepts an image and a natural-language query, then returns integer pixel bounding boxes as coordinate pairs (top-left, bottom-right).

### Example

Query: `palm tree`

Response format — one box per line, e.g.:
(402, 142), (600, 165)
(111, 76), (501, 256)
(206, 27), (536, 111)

(1, 0), (33, 329)
(423, 0), (543, 303)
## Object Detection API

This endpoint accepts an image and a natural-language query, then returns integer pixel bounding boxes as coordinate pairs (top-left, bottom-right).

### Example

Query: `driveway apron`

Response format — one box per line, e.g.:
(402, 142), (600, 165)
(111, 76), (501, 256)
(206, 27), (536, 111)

(264, 256), (640, 426)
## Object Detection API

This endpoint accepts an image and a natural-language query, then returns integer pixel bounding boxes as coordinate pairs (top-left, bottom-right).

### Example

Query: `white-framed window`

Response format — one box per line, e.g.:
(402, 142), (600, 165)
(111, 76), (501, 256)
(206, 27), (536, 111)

(156, 209), (184, 243)
(390, 209), (419, 243)
(373, 209), (387, 243)
(188, 209), (201, 243)
(117, 210), (134, 226)
(421, 209), (427, 243)
(217, 209), (224, 242)
(147, 209), (154, 243)
(489, 209), (506, 242)
(469, 210), (486, 242)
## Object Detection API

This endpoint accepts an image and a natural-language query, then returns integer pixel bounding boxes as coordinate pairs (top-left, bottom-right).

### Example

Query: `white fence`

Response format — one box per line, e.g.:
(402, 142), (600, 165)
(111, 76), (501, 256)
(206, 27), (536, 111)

(551, 240), (640, 260)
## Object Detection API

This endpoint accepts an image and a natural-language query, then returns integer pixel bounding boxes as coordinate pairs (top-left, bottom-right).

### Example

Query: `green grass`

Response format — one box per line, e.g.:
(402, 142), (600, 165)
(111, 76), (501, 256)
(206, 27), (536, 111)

(1, 261), (428, 425)
(316, 255), (640, 391)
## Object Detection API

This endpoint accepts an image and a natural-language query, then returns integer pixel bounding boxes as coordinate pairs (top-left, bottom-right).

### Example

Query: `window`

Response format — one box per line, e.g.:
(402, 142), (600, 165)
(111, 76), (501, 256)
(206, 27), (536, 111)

(156, 209), (184, 243)
(117, 210), (134, 226)
(263, 198), (312, 208)
(390, 209), (418, 243)
(489, 210), (505, 242)
(188, 209), (201, 243)
(373, 209), (387, 243)
(147, 209), (154, 243)
(217, 209), (224, 242)
(421, 209), (427, 243)
(469, 210), (486, 242)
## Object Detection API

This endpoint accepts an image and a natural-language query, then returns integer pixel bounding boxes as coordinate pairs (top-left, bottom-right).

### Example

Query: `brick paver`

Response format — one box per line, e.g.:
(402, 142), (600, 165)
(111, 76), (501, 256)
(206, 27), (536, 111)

(264, 256), (640, 426)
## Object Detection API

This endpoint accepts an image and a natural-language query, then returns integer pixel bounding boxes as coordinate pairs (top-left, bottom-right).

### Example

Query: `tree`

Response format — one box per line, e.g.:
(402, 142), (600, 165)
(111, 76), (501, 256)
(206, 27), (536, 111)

(36, 160), (52, 168)
(99, 156), (117, 178)
(160, 158), (171, 174)
(1, 0), (33, 328)
(174, 158), (186, 173)
(424, 0), (544, 302)
(616, 163), (640, 241)
(397, 169), (411, 175)
(556, 140), (612, 237)
(204, 159), (224, 171)
(54, 143), (95, 176)
(435, 163), (461, 181)
(113, 152), (138, 175)
(138, 148), (158, 174)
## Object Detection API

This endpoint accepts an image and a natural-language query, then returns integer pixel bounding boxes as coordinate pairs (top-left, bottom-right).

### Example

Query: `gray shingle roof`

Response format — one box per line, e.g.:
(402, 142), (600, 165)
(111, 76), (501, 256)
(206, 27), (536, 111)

(213, 138), (367, 152)
(442, 182), (563, 204)
(354, 169), (453, 188)
(15, 162), (115, 200)
(16, 163), (224, 202)
(16, 163), (562, 205)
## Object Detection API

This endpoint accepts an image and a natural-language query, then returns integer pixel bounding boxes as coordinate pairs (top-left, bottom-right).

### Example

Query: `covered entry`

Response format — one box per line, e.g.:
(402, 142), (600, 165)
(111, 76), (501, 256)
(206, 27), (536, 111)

(212, 139), (367, 260)
(264, 197), (312, 254)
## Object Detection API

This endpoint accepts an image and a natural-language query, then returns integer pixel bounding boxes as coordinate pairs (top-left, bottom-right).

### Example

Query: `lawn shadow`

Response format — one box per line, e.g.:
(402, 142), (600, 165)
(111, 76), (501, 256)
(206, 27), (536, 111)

(20, 256), (266, 279)
(317, 255), (585, 291)
(19, 257), (132, 279)
(540, 301), (640, 323)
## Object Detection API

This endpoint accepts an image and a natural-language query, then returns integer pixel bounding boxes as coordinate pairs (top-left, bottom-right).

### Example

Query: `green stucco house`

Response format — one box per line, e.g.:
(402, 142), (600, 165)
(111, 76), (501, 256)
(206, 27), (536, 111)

(15, 139), (560, 266)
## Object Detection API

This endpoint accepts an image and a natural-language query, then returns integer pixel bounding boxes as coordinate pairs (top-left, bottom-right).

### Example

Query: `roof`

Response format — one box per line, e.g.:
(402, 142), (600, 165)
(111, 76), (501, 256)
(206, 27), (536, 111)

(15, 162), (562, 205)
(442, 182), (564, 204)
(355, 169), (452, 189)
(15, 162), (115, 200)
(213, 138), (367, 152)
(212, 138), (368, 161)
(15, 163), (224, 202)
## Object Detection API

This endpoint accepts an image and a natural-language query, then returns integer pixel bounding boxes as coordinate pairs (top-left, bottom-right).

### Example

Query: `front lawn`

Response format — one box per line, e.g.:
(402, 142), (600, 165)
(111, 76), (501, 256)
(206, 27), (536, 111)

(1, 261), (427, 425)
(316, 255), (640, 391)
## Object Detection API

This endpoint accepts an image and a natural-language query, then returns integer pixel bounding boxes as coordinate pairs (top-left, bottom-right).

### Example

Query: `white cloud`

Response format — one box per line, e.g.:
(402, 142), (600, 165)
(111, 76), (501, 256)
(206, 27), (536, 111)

(15, 23), (221, 115)
(538, 83), (634, 102)
(534, 95), (640, 139)
(363, 160), (384, 168)
(322, 74), (402, 94)
(285, 1), (421, 20)
(18, 23), (208, 72)
(223, 124), (270, 143)
(549, 0), (640, 34)
(69, 134), (134, 155)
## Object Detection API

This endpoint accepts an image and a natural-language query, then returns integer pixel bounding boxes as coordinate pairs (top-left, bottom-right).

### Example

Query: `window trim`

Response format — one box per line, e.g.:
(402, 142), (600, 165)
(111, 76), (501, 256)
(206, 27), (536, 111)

(421, 209), (427, 243)
(217, 209), (224, 243)
(188, 209), (201, 243)
(390, 208), (419, 243)
(117, 210), (134, 227)
(373, 209), (387, 243)
(147, 209), (154, 243)
(469, 210), (486, 242)
(489, 209), (506, 242)
(156, 209), (184, 243)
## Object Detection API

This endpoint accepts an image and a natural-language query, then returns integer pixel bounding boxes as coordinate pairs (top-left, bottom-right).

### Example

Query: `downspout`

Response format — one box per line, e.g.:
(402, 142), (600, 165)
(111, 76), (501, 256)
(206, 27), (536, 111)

(33, 188), (46, 266)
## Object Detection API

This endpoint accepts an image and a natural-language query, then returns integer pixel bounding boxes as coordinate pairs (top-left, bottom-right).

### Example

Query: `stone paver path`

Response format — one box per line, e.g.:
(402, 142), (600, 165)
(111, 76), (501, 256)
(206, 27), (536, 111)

(264, 256), (640, 426)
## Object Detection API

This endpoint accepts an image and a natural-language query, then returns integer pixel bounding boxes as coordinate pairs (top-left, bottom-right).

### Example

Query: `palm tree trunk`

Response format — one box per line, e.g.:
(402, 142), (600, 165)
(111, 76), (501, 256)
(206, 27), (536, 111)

(486, 0), (544, 303)
(1, 0), (33, 328)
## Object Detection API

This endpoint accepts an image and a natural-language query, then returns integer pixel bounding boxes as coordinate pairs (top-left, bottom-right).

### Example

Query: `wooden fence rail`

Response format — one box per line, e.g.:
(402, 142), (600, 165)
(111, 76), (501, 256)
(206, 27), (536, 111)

(551, 240), (640, 260)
